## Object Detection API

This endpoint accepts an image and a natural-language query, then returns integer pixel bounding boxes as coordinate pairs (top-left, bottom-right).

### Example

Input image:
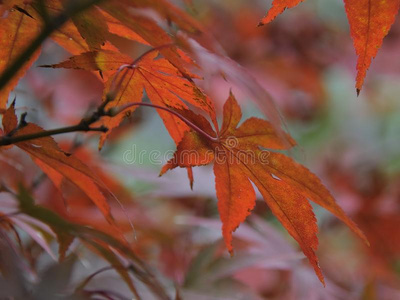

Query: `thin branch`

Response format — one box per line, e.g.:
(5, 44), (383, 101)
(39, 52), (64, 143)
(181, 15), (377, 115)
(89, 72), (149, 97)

(0, 89), (115, 146)
(0, 124), (107, 146)
(0, 100), (217, 146)
(76, 265), (115, 290)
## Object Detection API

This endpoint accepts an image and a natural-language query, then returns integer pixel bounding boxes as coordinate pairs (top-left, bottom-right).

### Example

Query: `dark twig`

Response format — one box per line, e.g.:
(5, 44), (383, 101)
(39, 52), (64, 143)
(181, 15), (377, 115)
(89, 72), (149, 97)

(0, 124), (108, 146)
(0, 90), (115, 146)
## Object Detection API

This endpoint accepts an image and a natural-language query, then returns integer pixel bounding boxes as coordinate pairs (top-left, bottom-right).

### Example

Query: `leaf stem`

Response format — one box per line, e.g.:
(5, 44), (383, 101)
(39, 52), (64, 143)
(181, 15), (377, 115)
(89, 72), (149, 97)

(112, 102), (219, 142)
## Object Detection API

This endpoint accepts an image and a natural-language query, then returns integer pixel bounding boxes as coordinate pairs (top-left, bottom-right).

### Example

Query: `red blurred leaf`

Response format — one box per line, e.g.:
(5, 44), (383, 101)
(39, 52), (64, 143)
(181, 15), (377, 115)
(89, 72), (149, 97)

(343, 0), (400, 93)
(1, 103), (114, 224)
(259, 0), (304, 25)
(260, 0), (400, 93)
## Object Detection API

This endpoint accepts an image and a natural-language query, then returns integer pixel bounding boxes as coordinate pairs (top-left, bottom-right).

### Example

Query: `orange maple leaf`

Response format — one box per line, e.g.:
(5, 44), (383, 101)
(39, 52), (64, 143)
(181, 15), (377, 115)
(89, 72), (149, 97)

(160, 92), (369, 284)
(259, 0), (400, 93)
(44, 49), (216, 187)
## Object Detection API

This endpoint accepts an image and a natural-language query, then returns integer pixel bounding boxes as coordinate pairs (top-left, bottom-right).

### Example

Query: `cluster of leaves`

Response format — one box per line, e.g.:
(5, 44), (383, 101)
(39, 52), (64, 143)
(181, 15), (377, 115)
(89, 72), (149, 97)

(1, 0), (398, 298)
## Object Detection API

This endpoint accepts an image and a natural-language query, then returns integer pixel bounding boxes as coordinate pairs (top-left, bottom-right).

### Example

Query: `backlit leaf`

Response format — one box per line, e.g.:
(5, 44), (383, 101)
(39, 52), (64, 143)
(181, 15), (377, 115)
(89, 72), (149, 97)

(160, 92), (368, 284)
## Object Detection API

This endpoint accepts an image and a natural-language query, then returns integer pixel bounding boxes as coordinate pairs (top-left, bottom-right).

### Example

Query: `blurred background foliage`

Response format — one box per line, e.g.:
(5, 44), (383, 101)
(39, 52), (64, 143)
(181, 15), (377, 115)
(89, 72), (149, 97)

(1, 0), (400, 299)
